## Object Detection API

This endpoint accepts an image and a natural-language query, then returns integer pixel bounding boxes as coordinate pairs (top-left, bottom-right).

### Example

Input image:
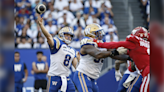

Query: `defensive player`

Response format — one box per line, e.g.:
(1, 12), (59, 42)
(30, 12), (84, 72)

(114, 47), (142, 92)
(73, 23), (117, 92)
(94, 27), (150, 92)
(36, 14), (78, 92)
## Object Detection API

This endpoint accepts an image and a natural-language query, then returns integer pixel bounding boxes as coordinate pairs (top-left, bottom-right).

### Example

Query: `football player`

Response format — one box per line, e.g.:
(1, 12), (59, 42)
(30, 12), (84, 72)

(114, 47), (142, 92)
(73, 23), (117, 92)
(94, 27), (150, 92)
(36, 14), (78, 92)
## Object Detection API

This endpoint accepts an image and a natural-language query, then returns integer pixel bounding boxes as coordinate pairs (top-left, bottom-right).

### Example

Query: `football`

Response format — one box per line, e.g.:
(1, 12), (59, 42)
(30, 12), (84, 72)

(35, 4), (46, 14)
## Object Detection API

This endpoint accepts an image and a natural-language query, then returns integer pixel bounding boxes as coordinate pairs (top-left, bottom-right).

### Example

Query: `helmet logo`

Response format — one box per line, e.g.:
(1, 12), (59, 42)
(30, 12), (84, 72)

(84, 28), (91, 35)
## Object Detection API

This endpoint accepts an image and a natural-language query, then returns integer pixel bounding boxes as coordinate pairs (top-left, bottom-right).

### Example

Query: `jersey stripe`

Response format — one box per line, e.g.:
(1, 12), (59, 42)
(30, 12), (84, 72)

(81, 73), (88, 92)
(127, 74), (140, 92)
(78, 72), (85, 92)
(54, 38), (60, 49)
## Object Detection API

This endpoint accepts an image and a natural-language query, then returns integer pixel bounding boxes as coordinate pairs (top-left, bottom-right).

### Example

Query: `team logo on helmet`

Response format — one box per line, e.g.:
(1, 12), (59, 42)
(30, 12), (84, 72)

(84, 23), (105, 40)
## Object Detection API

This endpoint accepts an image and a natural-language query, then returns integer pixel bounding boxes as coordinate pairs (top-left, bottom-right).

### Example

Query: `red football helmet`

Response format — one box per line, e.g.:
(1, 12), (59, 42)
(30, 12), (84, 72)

(131, 27), (148, 40)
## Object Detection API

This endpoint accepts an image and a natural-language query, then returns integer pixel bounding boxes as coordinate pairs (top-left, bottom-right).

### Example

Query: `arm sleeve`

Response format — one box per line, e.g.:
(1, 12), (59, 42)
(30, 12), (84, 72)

(48, 38), (61, 54)
(97, 41), (136, 49)
(24, 63), (27, 70)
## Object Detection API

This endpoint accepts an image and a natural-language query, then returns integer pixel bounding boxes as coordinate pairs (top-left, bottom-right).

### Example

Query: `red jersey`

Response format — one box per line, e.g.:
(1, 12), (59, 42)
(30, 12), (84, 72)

(97, 35), (150, 77)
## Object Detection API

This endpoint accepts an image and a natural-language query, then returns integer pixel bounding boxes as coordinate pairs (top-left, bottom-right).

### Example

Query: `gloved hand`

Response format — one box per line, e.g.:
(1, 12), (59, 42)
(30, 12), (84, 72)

(110, 49), (119, 56)
(117, 47), (128, 55)
(115, 70), (122, 81)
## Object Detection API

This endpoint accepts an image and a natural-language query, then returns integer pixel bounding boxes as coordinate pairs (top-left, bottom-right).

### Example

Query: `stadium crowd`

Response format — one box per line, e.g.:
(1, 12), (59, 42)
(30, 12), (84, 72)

(14, 0), (119, 49)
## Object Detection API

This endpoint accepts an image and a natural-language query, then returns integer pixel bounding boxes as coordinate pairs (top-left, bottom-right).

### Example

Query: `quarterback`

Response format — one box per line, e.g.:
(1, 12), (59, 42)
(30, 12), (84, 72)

(37, 14), (78, 92)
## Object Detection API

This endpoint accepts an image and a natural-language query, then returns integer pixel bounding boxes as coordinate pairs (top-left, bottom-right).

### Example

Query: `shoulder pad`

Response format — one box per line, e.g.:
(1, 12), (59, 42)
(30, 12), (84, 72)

(126, 35), (139, 43)
(53, 37), (61, 49)
(80, 37), (96, 48)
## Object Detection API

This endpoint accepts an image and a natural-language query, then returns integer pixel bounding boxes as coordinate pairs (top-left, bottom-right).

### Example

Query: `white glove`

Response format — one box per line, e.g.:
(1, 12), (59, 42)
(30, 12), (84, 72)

(117, 47), (128, 55)
(115, 70), (122, 81)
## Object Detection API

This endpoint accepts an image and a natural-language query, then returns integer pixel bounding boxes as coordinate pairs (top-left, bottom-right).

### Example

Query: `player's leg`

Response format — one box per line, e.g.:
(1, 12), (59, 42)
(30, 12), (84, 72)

(91, 79), (99, 92)
(47, 76), (62, 92)
(140, 74), (150, 92)
(126, 75), (142, 92)
(73, 71), (93, 92)
(116, 74), (130, 92)
(66, 78), (76, 92)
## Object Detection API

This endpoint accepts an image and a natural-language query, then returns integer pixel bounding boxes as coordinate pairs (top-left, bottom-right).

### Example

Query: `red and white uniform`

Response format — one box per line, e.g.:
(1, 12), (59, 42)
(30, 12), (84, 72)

(96, 35), (150, 92)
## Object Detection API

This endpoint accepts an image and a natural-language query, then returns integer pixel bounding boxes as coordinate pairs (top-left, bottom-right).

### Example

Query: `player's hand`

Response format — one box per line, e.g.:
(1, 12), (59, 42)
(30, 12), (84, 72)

(36, 13), (43, 26)
(115, 70), (122, 81)
(117, 47), (128, 55)
(21, 78), (27, 83)
(110, 49), (119, 56)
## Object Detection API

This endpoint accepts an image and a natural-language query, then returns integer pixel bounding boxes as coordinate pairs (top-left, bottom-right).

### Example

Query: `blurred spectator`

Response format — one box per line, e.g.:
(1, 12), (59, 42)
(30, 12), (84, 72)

(105, 24), (119, 42)
(16, 17), (25, 32)
(100, 15), (114, 26)
(17, 26), (32, 44)
(141, 0), (148, 6)
(43, 5), (58, 20)
(71, 12), (85, 29)
(45, 18), (58, 36)
(54, 0), (69, 11)
(84, 0), (96, 8)
(83, 14), (89, 26)
(102, 17), (112, 33)
(58, 9), (75, 21)
(18, 6), (31, 20)
(14, 52), (28, 92)
(69, 0), (83, 16)
(32, 51), (48, 92)
(16, 0), (31, 11)
(74, 26), (84, 41)
(146, 0), (150, 26)
(33, 37), (48, 48)
(140, 0), (149, 28)
(33, 31), (43, 43)
(17, 37), (32, 48)
(98, 0), (114, 20)
(28, 20), (39, 39)
(30, 0), (41, 10)
(84, 0), (97, 14)
(58, 13), (72, 28)
(44, 13), (58, 25)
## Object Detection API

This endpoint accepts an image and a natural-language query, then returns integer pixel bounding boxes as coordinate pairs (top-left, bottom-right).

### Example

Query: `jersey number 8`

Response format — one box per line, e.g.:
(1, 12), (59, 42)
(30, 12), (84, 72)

(63, 54), (71, 66)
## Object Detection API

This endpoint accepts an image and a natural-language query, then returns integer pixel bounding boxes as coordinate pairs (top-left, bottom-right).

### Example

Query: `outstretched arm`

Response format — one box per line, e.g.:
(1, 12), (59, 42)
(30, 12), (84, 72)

(36, 14), (54, 48)
(81, 45), (112, 59)
(111, 54), (131, 61)
(97, 41), (136, 50)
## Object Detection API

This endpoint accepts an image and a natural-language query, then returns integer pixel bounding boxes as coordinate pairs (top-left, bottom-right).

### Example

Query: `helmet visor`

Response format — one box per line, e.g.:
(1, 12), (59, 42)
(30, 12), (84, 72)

(92, 29), (105, 40)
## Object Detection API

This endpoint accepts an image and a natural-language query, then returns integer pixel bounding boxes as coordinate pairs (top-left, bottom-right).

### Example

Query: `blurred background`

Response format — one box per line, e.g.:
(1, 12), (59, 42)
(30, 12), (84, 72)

(13, 0), (150, 92)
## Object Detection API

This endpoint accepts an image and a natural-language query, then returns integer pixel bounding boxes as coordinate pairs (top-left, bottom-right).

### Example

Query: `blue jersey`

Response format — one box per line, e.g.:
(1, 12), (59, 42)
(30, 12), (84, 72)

(34, 60), (47, 80)
(14, 61), (25, 83)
